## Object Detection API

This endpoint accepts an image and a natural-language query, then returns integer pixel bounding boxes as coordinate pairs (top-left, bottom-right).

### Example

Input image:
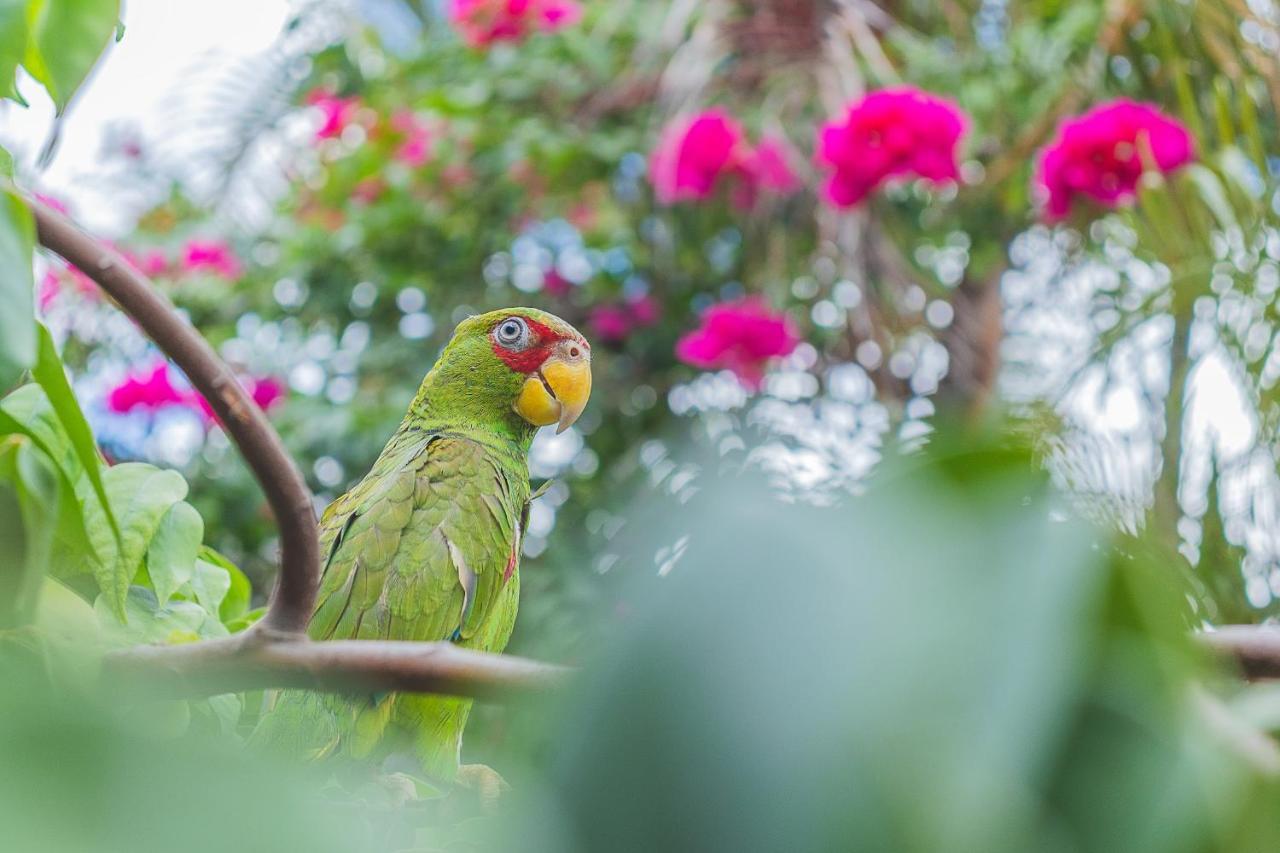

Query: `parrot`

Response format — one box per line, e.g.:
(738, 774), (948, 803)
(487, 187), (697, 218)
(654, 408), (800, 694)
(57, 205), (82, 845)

(249, 307), (591, 796)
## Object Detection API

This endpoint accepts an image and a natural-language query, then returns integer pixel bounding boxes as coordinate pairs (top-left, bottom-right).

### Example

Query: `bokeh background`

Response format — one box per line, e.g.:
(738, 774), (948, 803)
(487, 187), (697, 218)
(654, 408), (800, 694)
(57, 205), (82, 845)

(7, 1), (1280, 849)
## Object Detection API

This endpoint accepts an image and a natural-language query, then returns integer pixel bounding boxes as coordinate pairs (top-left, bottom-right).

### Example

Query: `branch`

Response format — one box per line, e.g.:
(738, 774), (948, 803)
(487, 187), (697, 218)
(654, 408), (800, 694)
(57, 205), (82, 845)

(103, 633), (571, 700)
(1201, 626), (1280, 681)
(29, 200), (568, 701)
(32, 202), (320, 636)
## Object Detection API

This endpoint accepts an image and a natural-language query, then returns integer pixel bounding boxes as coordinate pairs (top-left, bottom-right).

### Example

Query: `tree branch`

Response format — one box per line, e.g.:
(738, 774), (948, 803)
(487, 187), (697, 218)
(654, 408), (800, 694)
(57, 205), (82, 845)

(32, 202), (320, 636)
(1201, 626), (1280, 681)
(29, 199), (567, 701)
(104, 633), (570, 700)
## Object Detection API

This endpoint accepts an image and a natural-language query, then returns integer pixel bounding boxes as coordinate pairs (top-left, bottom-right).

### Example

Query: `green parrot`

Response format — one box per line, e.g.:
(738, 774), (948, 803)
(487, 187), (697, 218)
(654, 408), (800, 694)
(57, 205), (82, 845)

(250, 307), (591, 792)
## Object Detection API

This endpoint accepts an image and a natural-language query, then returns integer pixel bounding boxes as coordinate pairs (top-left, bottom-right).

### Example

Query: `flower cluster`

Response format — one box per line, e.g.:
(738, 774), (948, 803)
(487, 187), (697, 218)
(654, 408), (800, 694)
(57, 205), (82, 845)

(649, 110), (800, 207)
(107, 361), (284, 425)
(816, 87), (966, 208)
(307, 88), (360, 140)
(1035, 99), (1194, 220)
(181, 239), (243, 279)
(588, 294), (660, 343)
(676, 298), (799, 389)
(448, 0), (582, 48)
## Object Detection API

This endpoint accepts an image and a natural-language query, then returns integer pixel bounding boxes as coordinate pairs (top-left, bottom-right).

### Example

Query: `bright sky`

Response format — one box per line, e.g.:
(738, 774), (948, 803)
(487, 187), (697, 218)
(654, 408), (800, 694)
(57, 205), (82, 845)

(1, 0), (293, 231)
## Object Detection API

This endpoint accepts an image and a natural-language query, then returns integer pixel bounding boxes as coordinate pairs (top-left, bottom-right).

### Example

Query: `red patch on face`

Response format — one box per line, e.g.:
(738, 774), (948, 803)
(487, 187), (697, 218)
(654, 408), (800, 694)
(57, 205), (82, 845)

(492, 316), (585, 373)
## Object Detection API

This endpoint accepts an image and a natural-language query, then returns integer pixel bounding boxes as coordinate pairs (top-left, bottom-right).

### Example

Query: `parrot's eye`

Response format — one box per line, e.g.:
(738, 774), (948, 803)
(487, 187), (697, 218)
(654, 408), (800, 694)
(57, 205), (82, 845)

(494, 317), (530, 349)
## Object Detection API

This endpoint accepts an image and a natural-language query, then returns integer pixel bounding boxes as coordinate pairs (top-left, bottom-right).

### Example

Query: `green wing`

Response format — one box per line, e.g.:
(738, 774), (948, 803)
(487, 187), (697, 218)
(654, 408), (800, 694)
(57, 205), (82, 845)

(250, 431), (527, 773)
(309, 432), (525, 645)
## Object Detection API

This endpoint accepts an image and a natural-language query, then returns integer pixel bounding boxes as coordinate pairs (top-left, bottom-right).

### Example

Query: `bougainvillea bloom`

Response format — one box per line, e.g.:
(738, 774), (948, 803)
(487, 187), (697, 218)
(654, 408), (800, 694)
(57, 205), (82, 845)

(391, 111), (433, 167)
(542, 271), (574, 297)
(193, 376), (286, 423)
(1035, 99), (1195, 220)
(448, 0), (582, 48)
(306, 88), (359, 140)
(816, 87), (966, 208)
(676, 298), (799, 389)
(587, 294), (661, 343)
(181, 240), (243, 279)
(125, 248), (169, 278)
(107, 363), (188, 413)
(650, 110), (750, 204)
(745, 136), (801, 195)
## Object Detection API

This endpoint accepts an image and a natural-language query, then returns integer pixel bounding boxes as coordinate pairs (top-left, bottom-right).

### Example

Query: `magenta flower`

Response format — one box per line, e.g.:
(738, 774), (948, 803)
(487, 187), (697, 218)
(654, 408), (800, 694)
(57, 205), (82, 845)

(181, 240), (243, 279)
(676, 298), (799, 389)
(107, 363), (188, 414)
(34, 193), (69, 215)
(448, 0), (582, 48)
(650, 110), (751, 204)
(193, 376), (286, 423)
(1035, 99), (1195, 220)
(123, 248), (169, 278)
(306, 87), (360, 141)
(542, 270), (574, 297)
(817, 87), (967, 208)
(745, 136), (801, 195)
(588, 305), (633, 343)
(587, 294), (662, 343)
(391, 110), (433, 167)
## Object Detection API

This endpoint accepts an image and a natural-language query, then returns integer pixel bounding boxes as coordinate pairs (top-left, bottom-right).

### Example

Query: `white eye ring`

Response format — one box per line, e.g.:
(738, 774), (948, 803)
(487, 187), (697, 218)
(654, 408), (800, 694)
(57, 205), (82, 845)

(495, 317), (529, 348)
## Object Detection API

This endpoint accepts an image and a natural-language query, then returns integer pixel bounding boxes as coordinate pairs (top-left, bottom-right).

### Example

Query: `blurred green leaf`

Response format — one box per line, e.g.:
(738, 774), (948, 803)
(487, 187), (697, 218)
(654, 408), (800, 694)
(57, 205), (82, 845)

(94, 585), (223, 646)
(0, 190), (34, 390)
(21, 0), (120, 110)
(0, 0), (25, 103)
(144, 500), (202, 606)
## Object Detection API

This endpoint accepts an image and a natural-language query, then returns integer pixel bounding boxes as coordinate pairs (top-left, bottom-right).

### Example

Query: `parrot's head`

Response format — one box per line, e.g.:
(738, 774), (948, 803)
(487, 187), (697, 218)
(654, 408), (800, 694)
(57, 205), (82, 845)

(421, 307), (592, 438)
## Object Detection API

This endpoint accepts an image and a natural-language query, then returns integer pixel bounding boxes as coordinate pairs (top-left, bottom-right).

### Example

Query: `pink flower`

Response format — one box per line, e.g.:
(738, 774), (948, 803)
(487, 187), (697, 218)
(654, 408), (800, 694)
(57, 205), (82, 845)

(588, 304), (633, 343)
(745, 136), (801, 195)
(193, 376), (286, 423)
(306, 87), (360, 141)
(676, 298), (799, 389)
(123, 248), (169, 278)
(181, 240), (242, 279)
(587, 294), (661, 343)
(816, 87), (967, 208)
(34, 193), (69, 215)
(391, 110), (433, 167)
(448, 0), (582, 48)
(650, 110), (751, 204)
(542, 270), (574, 297)
(1035, 99), (1195, 220)
(107, 363), (188, 414)
(38, 271), (60, 311)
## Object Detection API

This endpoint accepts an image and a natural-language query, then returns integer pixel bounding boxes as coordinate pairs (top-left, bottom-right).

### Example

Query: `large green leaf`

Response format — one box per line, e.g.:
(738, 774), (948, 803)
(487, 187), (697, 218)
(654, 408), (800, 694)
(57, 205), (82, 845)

(0, 480), (27, 627)
(84, 463), (187, 619)
(21, 0), (119, 110)
(190, 558), (231, 616)
(0, 0), (26, 103)
(198, 545), (251, 622)
(94, 585), (226, 646)
(144, 501), (202, 606)
(32, 324), (117, 538)
(0, 191), (35, 390)
(0, 436), (58, 628)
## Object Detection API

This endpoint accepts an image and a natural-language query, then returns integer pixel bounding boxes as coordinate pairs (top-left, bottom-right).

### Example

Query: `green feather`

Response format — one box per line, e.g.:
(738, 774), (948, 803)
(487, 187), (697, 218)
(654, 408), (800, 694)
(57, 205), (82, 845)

(249, 308), (580, 782)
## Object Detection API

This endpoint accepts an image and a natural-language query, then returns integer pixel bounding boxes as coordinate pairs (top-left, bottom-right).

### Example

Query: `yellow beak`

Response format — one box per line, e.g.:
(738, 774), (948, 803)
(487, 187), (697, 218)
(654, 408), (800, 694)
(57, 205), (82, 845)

(513, 343), (592, 433)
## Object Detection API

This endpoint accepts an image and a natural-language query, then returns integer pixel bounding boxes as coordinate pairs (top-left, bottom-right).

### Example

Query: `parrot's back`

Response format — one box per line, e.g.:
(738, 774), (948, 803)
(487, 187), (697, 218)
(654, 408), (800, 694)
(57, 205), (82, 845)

(250, 426), (530, 781)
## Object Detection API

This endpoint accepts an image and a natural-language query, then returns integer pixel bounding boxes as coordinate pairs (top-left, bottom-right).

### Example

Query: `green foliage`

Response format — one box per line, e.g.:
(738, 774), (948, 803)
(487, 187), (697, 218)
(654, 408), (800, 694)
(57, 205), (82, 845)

(0, 190), (34, 389)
